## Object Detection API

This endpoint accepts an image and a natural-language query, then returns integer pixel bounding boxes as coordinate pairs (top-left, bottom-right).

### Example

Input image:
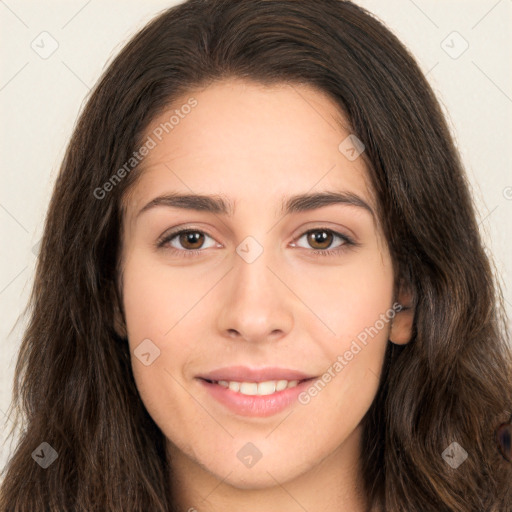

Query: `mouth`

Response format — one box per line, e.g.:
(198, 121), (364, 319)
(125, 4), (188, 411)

(199, 377), (316, 397)
(195, 366), (318, 416)
(197, 375), (317, 417)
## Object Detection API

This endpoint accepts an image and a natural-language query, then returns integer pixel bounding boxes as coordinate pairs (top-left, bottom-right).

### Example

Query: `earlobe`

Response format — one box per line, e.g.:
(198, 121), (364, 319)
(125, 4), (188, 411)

(389, 307), (414, 345)
(389, 287), (415, 345)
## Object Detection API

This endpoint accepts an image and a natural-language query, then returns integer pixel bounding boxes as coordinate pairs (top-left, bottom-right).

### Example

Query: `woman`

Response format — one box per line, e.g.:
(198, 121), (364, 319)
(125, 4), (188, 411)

(1, 1), (511, 510)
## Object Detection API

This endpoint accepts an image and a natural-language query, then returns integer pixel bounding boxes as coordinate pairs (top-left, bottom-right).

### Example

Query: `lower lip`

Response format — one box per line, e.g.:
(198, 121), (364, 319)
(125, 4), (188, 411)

(197, 378), (315, 417)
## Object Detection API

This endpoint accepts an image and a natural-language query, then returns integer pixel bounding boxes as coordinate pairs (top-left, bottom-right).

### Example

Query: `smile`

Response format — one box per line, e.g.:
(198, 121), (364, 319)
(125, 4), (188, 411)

(197, 377), (316, 417)
(206, 378), (302, 396)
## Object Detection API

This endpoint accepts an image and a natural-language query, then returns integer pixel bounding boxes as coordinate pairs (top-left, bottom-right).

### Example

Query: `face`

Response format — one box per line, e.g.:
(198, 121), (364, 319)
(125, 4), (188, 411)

(118, 79), (408, 491)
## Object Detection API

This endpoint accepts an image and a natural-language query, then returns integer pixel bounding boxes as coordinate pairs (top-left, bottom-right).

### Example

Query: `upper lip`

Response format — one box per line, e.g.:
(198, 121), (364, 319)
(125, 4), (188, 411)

(197, 366), (316, 383)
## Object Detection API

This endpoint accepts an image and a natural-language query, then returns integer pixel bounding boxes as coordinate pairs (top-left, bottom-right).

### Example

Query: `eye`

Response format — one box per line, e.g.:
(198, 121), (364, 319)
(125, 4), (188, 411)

(291, 228), (355, 256)
(157, 228), (218, 257)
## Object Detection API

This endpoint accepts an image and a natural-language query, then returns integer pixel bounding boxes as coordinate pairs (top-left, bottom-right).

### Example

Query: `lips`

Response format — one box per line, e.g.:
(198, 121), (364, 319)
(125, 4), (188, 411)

(196, 365), (316, 383)
(198, 377), (315, 417)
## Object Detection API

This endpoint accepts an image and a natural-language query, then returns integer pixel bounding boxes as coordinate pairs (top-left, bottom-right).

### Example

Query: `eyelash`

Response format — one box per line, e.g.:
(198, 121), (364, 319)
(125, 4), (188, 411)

(156, 227), (357, 258)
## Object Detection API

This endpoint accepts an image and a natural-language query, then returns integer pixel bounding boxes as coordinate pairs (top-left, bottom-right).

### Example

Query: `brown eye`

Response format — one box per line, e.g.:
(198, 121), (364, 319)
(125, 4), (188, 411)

(306, 230), (334, 250)
(158, 229), (217, 254)
(292, 228), (354, 256)
(178, 231), (205, 250)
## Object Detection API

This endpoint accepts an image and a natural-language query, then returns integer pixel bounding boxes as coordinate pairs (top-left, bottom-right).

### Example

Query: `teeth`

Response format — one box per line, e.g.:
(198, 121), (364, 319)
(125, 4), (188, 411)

(276, 379), (288, 391)
(240, 382), (258, 395)
(215, 379), (300, 396)
(228, 381), (240, 392)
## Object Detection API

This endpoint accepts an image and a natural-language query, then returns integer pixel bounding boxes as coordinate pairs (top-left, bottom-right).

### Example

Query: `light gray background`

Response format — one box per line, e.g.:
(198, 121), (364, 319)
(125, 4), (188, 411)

(1, 0), (511, 475)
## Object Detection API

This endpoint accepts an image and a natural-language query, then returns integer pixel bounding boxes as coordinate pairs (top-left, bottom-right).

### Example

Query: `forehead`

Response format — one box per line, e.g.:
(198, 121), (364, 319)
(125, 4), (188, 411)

(123, 78), (377, 224)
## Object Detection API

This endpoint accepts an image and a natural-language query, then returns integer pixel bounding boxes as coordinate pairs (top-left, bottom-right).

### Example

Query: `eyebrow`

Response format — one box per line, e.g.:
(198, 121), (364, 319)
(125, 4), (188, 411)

(136, 191), (374, 219)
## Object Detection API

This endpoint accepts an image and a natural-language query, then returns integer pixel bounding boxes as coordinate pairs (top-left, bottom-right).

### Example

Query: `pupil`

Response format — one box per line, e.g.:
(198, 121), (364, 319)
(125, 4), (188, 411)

(182, 232), (203, 249)
(309, 230), (331, 249)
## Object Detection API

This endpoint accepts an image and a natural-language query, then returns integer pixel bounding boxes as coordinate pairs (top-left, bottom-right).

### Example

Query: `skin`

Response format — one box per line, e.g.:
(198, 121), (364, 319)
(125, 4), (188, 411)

(117, 79), (413, 512)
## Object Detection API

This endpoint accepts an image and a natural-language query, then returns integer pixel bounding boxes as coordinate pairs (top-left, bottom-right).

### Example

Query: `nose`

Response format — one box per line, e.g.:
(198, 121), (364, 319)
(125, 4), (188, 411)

(216, 247), (295, 344)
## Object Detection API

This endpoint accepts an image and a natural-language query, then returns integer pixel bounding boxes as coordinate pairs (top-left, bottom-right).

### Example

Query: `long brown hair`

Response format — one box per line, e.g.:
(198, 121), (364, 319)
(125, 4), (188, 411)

(1, 1), (511, 510)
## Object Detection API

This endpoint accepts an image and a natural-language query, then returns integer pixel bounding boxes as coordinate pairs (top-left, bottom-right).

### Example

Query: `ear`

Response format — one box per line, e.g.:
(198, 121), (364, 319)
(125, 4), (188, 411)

(389, 285), (415, 345)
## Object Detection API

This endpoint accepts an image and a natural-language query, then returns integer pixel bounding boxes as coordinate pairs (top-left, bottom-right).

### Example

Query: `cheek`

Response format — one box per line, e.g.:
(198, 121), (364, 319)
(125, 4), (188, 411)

(122, 248), (185, 343)
(121, 249), (211, 428)
(121, 253), (181, 416)
(122, 246), (220, 340)
(293, 248), (394, 410)
(295, 249), (395, 344)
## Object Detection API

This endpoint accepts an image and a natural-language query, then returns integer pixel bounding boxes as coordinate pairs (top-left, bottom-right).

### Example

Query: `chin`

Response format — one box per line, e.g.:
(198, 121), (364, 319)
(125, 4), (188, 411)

(216, 470), (287, 490)
(206, 456), (309, 490)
